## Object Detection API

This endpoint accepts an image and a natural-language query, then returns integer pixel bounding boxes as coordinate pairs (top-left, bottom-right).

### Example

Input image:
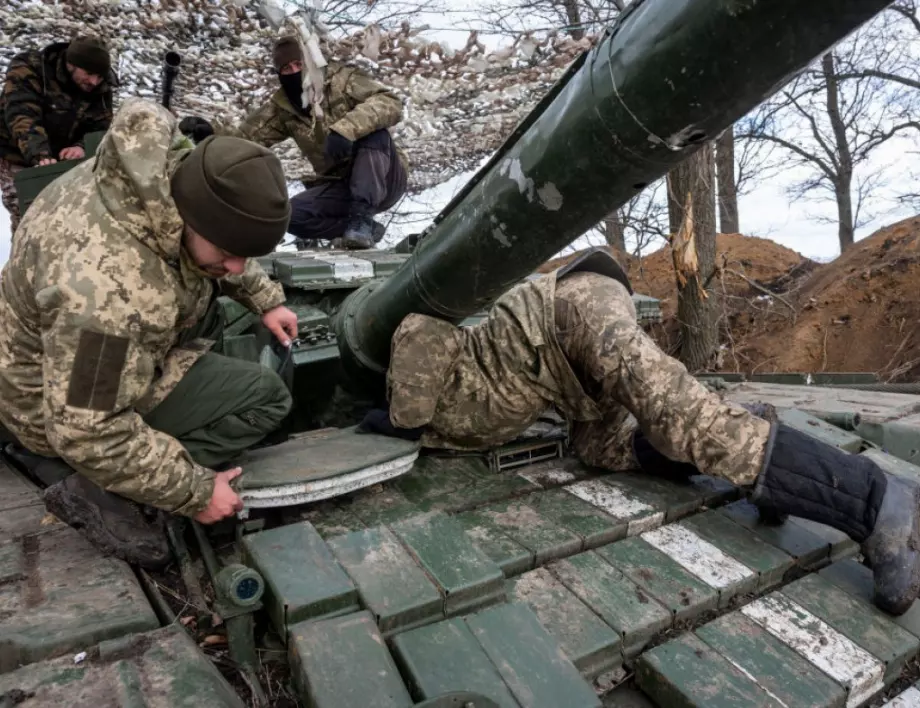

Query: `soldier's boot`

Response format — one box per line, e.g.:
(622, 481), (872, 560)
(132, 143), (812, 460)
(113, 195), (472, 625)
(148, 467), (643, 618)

(4, 444), (74, 486)
(294, 237), (321, 251)
(751, 420), (920, 616)
(339, 201), (380, 250)
(331, 221), (385, 250)
(42, 473), (171, 569)
(631, 429), (698, 484)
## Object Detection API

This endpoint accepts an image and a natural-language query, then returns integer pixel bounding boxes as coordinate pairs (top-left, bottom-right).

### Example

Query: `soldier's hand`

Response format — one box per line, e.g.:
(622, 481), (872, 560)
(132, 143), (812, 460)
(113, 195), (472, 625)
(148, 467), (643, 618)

(59, 146), (85, 160)
(179, 116), (214, 143)
(195, 467), (244, 524)
(261, 305), (299, 347)
(324, 131), (353, 164)
(357, 408), (426, 441)
(38, 157), (57, 166)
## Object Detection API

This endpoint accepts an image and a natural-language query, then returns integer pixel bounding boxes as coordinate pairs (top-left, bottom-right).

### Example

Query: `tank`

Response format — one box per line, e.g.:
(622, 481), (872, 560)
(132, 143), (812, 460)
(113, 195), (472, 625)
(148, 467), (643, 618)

(6, 1), (920, 706)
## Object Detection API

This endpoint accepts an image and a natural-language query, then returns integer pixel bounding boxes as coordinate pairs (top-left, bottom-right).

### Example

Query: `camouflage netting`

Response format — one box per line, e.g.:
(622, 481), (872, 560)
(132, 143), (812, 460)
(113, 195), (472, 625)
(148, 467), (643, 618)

(0, 0), (598, 193)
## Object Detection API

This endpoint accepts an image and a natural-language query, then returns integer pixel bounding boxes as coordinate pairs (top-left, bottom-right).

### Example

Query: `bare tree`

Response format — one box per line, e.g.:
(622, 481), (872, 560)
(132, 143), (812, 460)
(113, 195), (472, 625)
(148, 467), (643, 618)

(288, 0), (444, 33)
(667, 146), (718, 372)
(618, 181), (669, 259)
(559, 180), (669, 261)
(715, 128), (739, 234)
(477, 0), (623, 39)
(835, 1), (920, 93)
(737, 12), (920, 253)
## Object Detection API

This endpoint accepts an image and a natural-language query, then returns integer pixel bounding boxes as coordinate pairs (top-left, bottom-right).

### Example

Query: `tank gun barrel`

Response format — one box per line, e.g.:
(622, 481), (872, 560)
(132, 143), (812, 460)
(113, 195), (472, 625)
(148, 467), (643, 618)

(336, 0), (892, 381)
(161, 51), (182, 110)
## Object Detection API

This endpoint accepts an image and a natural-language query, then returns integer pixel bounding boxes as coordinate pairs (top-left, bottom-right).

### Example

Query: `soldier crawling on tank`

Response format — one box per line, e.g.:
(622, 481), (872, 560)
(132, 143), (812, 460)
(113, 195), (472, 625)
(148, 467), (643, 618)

(0, 97), (298, 568)
(179, 36), (408, 251)
(0, 35), (116, 237)
(359, 248), (920, 617)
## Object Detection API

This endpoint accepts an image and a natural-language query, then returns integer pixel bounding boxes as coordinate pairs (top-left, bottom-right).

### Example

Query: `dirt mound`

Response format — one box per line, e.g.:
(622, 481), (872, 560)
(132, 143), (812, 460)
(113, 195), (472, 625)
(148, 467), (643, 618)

(542, 234), (808, 316)
(541, 234), (811, 337)
(736, 216), (920, 379)
(541, 223), (920, 380)
(630, 233), (809, 319)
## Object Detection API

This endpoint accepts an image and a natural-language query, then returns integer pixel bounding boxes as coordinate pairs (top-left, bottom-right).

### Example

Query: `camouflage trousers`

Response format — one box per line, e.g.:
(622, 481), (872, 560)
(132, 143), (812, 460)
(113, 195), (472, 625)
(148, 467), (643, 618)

(554, 272), (771, 485)
(0, 159), (22, 237)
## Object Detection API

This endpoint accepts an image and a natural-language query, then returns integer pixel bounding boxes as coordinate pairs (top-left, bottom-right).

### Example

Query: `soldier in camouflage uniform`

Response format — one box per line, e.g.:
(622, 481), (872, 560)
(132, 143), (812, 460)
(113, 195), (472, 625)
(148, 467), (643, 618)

(0, 97), (298, 568)
(362, 249), (920, 616)
(181, 36), (408, 250)
(0, 35), (116, 236)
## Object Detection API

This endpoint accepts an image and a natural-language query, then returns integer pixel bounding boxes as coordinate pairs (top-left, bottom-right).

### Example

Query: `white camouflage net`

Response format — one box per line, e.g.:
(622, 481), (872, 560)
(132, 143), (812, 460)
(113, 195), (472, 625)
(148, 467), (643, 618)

(0, 0), (599, 193)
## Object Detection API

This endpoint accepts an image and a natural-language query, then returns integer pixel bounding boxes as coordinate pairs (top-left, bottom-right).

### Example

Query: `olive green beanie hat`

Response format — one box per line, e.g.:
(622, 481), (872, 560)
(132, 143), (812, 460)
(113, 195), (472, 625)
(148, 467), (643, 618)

(66, 36), (111, 76)
(273, 36), (302, 71)
(171, 136), (291, 258)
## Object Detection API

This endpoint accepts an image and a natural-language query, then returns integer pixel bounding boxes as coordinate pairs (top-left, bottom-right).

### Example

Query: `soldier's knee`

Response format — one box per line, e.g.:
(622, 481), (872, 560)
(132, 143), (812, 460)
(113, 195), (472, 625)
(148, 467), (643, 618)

(252, 368), (293, 429)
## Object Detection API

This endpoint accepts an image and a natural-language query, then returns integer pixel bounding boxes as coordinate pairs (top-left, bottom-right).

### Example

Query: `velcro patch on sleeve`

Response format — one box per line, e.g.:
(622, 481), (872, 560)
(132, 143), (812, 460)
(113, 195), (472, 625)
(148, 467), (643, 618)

(66, 330), (129, 411)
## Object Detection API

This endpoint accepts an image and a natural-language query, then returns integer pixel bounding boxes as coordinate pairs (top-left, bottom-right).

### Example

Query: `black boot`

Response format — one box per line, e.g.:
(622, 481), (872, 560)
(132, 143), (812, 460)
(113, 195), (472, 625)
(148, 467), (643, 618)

(752, 422), (920, 615)
(339, 202), (380, 249)
(4, 444), (74, 486)
(42, 474), (171, 568)
(632, 429), (698, 484)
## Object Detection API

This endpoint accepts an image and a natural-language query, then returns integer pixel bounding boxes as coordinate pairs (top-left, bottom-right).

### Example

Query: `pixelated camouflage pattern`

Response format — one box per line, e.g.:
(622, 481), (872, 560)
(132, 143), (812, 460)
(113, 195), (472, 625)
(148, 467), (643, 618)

(214, 62), (407, 178)
(0, 42), (114, 166)
(388, 273), (602, 450)
(556, 272), (770, 485)
(0, 97), (284, 516)
(388, 271), (770, 486)
(0, 158), (23, 234)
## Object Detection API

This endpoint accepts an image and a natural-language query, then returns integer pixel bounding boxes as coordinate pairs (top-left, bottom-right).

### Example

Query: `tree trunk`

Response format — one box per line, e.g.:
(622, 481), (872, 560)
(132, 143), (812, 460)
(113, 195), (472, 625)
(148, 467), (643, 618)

(667, 144), (719, 372)
(715, 128), (739, 234)
(602, 211), (627, 259)
(835, 182), (855, 251)
(561, 0), (585, 39)
(822, 52), (855, 252)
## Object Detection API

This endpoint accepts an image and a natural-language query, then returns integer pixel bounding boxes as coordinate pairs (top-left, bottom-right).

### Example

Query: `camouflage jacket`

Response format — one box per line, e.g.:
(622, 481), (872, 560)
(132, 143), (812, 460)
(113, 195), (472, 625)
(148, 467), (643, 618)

(217, 62), (407, 178)
(387, 273), (602, 451)
(0, 41), (115, 166)
(0, 98), (285, 516)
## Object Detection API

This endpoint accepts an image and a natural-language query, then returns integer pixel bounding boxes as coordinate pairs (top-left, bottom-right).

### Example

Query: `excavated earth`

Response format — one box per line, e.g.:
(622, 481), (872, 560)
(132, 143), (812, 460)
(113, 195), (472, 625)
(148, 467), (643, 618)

(545, 218), (920, 379)
(732, 217), (920, 380)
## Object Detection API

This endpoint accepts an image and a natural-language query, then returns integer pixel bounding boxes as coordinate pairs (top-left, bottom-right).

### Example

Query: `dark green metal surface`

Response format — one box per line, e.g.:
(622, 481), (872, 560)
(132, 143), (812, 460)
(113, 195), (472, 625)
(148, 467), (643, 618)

(336, 0), (892, 378)
(241, 522), (359, 630)
(637, 633), (787, 708)
(511, 567), (623, 678)
(288, 611), (414, 708)
(0, 626), (247, 708)
(694, 614), (847, 708)
(390, 618), (520, 708)
(548, 551), (671, 657)
(679, 511), (794, 592)
(389, 513), (507, 616)
(13, 131), (105, 216)
(781, 574), (920, 681)
(464, 603), (602, 708)
(327, 527), (444, 636)
(596, 537), (719, 622)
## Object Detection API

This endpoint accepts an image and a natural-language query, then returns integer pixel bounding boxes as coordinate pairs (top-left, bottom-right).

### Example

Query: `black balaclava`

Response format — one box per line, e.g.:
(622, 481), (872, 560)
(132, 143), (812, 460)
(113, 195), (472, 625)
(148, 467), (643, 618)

(279, 71), (308, 114)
